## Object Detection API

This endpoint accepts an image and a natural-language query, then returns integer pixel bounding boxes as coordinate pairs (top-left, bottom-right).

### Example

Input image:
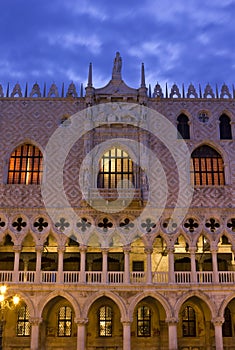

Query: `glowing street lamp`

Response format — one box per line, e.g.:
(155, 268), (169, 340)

(0, 285), (20, 350)
(0, 285), (20, 311)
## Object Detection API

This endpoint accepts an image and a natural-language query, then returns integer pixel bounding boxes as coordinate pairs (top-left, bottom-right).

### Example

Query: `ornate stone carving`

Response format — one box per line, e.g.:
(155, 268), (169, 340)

(11, 83), (22, 97)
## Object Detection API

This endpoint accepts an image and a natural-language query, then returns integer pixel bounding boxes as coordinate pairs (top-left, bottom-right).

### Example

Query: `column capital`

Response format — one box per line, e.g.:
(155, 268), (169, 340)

(165, 317), (178, 325)
(210, 242), (218, 253)
(75, 318), (88, 326)
(29, 317), (43, 326)
(79, 245), (87, 253)
(13, 245), (22, 253)
(212, 317), (224, 326)
(123, 245), (131, 253)
(35, 245), (44, 253)
(188, 246), (197, 254)
(167, 246), (175, 254)
(144, 247), (153, 254)
(57, 246), (66, 253)
(101, 248), (109, 254)
(121, 318), (133, 325)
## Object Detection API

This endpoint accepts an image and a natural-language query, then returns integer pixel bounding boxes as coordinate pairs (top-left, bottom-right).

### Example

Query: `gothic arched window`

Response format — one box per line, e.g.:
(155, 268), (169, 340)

(222, 307), (232, 337)
(177, 114), (190, 139)
(98, 306), (112, 337)
(16, 304), (31, 336)
(98, 148), (134, 188)
(182, 306), (196, 337)
(219, 114), (232, 140)
(137, 306), (151, 337)
(191, 145), (225, 185)
(57, 306), (72, 337)
(8, 144), (43, 184)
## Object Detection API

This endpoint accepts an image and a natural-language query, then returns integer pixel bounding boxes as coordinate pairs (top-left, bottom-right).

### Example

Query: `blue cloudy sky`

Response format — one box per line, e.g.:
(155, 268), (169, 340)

(1, 0), (235, 94)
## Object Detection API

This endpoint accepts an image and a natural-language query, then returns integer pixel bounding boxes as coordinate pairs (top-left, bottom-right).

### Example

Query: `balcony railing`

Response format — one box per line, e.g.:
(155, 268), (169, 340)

(1, 270), (235, 285)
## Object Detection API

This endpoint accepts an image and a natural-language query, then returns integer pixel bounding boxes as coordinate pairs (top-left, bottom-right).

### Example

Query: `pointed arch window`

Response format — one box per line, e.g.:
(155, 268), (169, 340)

(219, 114), (232, 140)
(191, 145), (225, 185)
(182, 305), (196, 337)
(98, 305), (112, 337)
(222, 307), (232, 337)
(17, 304), (31, 336)
(137, 306), (151, 337)
(98, 148), (134, 188)
(8, 144), (43, 184)
(57, 306), (72, 337)
(177, 114), (190, 139)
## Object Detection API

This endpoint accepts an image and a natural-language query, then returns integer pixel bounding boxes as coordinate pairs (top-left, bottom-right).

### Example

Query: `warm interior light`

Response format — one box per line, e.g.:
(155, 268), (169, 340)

(13, 295), (20, 305)
(0, 295), (4, 303)
(0, 285), (6, 295)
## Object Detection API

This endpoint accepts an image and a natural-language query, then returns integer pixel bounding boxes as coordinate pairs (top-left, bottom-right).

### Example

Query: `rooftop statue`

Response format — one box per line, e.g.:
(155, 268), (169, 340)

(112, 52), (122, 80)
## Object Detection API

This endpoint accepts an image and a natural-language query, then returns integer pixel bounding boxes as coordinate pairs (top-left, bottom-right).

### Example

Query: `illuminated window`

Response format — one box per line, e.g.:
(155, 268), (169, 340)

(191, 146), (224, 186)
(182, 306), (196, 337)
(177, 114), (190, 139)
(137, 306), (151, 337)
(98, 148), (134, 188)
(219, 114), (232, 140)
(98, 306), (112, 337)
(57, 306), (72, 337)
(17, 305), (31, 337)
(223, 307), (232, 337)
(8, 144), (43, 184)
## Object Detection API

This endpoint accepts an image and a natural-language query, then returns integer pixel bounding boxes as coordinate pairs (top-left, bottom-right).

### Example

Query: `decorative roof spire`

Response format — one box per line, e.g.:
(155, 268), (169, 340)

(112, 52), (122, 80)
(141, 63), (146, 88)
(87, 62), (93, 87)
(80, 83), (83, 97)
(148, 84), (152, 98)
(25, 83), (28, 97)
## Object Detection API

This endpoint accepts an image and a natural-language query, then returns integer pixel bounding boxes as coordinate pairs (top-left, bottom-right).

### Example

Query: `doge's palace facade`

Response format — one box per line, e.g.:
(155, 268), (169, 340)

(0, 53), (234, 350)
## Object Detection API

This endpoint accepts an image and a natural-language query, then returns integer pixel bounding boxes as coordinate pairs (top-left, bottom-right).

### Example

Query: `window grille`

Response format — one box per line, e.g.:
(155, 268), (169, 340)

(57, 306), (72, 337)
(182, 306), (196, 337)
(98, 148), (134, 188)
(98, 306), (112, 337)
(191, 145), (224, 185)
(8, 144), (43, 184)
(137, 306), (151, 337)
(17, 305), (31, 337)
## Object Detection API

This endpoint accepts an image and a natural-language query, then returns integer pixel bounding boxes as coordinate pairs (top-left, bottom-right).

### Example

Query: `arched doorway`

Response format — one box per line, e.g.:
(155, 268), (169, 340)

(178, 296), (212, 349)
(40, 296), (77, 350)
(131, 296), (167, 349)
(87, 296), (122, 349)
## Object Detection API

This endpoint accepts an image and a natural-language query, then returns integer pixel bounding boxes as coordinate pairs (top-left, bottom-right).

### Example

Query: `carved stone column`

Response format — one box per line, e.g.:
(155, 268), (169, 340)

(57, 246), (65, 283)
(212, 317), (224, 350)
(30, 317), (42, 350)
(123, 246), (131, 284)
(211, 243), (219, 283)
(75, 318), (88, 350)
(167, 247), (175, 283)
(145, 247), (153, 284)
(166, 317), (178, 350)
(35, 245), (43, 283)
(122, 320), (131, 350)
(189, 247), (197, 283)
(102, 248), (108, 283)
(13, 246), (21, 283)
(79, 245), (87, 283)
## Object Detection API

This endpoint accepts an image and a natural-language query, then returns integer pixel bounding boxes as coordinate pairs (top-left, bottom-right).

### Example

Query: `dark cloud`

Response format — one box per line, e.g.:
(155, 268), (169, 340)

(0, 0), (235, 95)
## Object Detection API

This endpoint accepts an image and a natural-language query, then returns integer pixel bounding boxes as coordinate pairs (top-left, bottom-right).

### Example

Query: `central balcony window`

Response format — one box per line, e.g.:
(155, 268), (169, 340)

(97, 148), (134, 189)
